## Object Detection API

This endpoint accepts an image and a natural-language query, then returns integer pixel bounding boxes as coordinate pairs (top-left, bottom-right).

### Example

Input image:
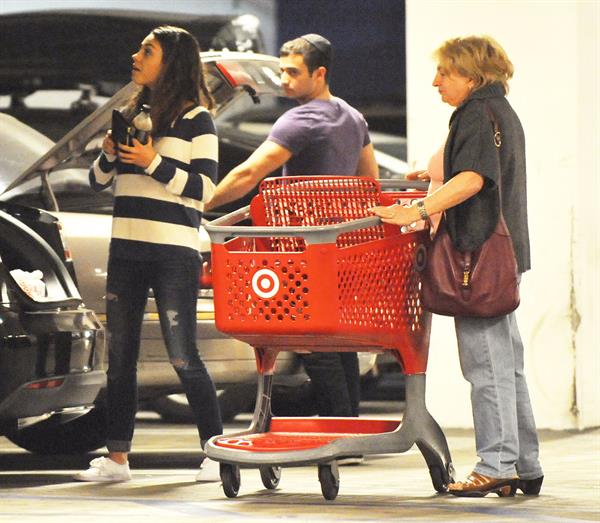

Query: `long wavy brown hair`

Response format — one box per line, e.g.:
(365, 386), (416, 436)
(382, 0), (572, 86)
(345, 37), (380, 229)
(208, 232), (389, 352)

(124, 25), (214, 135)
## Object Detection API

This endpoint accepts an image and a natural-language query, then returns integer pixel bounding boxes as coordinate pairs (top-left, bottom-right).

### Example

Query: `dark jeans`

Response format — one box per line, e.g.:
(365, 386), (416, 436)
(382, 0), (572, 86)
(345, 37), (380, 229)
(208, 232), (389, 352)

(299, 352), (360, 417)
(105, 256), (222, 452)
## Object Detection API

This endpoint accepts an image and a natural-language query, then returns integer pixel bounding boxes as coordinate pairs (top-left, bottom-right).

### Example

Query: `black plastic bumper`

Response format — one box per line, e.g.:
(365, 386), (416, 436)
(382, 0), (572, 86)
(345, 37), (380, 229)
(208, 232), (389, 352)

(0, 370), (106, 425)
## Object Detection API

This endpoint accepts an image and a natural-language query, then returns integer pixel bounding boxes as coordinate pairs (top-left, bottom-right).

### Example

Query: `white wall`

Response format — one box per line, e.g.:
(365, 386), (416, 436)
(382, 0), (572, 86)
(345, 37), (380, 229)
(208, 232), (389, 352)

(406, 0), (599, 429)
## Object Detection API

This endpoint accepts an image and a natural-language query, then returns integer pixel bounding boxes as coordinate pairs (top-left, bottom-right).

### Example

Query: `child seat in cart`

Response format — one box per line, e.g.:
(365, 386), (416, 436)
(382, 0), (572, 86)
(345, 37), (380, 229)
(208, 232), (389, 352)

(204, 176), (454, 500)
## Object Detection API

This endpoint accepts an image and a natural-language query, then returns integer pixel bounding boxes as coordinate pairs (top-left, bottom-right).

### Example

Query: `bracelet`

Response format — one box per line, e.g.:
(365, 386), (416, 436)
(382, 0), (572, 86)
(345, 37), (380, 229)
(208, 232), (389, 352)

(416, 199), (430, 221)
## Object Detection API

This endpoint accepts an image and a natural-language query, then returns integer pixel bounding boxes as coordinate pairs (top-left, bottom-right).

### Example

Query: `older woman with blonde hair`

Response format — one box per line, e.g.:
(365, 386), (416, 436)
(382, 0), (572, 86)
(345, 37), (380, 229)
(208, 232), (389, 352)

(371, 35), (544, 497)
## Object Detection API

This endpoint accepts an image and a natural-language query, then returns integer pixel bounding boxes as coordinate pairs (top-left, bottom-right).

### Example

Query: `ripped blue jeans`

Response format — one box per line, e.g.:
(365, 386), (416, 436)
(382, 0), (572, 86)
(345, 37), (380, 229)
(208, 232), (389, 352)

(105, 255), (222, 452)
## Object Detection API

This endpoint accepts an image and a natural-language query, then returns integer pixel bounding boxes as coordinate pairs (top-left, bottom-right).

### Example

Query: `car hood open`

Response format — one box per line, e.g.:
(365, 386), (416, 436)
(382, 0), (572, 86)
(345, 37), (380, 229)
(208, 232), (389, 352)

(4, 52), (283, 194)
(3, 82), (135, 194)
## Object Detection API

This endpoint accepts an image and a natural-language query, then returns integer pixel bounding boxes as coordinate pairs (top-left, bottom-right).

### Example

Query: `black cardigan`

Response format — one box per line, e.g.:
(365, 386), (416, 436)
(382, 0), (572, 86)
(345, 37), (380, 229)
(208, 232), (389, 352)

(443, 83), (531, 273)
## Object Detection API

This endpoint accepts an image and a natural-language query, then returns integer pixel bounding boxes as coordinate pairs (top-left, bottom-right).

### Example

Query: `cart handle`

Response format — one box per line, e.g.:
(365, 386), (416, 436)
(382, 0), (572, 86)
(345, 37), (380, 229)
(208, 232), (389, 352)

(205, 206), (386, 245)
(379, 179), (429, 191)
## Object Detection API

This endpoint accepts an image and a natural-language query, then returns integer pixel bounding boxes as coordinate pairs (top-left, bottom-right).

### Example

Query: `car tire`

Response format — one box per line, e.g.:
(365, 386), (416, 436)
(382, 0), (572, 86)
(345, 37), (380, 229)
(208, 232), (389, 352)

(6, 402), (108, 455)
(218, 385), (256, 422)
(151, 381), (319, 423)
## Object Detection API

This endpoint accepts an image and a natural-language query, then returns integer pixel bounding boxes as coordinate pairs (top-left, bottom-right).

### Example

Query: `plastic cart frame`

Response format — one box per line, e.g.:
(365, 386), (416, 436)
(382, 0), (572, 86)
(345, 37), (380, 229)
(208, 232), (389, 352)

(205, 177), (454, 500)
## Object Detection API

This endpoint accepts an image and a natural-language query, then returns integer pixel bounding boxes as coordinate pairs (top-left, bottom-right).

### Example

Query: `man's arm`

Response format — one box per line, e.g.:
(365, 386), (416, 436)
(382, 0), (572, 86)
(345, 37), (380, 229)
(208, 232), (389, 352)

(355, 142), (379, 179)
(205, 140), (292, 211)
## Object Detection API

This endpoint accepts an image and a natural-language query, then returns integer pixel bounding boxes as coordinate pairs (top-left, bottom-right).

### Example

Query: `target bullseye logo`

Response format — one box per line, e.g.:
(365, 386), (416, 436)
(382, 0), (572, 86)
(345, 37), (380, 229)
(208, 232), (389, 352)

(251, 268), (280, 298)
(218, 437), (253, 447)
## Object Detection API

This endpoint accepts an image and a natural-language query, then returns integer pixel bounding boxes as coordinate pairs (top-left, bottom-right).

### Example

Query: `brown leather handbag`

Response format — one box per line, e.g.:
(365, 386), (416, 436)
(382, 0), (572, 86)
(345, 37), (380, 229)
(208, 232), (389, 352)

(420, 213), (520, 317)
(420, 104), (520, 318)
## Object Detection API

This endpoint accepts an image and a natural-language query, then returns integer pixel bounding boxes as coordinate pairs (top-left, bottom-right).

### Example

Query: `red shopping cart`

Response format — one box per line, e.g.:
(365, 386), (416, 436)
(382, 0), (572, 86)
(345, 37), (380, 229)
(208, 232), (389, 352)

(204, 176), (454, 500)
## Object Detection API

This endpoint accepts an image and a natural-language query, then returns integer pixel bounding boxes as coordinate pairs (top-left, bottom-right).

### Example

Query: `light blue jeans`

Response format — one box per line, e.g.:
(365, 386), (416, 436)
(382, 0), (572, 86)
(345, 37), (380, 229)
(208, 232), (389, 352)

(454, 311), (543, 480)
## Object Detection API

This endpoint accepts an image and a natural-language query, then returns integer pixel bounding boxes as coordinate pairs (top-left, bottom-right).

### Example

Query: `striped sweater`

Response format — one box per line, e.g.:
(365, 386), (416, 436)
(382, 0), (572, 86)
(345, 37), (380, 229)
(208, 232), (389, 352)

(89, 105), (217, 261)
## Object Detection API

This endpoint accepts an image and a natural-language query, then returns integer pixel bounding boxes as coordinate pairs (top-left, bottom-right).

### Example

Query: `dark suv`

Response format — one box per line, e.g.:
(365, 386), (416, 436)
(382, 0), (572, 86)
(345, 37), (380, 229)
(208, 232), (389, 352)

(0, 202), (104, 453)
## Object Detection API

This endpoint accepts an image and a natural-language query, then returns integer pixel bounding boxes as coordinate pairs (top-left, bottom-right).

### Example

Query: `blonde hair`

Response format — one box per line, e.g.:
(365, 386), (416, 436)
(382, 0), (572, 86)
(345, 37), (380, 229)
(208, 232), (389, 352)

(434, 35), (514, 93)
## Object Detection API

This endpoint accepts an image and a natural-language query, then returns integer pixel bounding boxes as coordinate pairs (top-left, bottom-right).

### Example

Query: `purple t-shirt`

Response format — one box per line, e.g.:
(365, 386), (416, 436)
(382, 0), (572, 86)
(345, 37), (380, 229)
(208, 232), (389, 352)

(267, 97), (370, 176)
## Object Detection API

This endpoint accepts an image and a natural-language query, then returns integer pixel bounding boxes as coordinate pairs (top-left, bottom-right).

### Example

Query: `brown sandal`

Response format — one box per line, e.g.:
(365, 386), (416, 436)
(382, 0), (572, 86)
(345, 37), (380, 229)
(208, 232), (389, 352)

(448, 471), (518, 497)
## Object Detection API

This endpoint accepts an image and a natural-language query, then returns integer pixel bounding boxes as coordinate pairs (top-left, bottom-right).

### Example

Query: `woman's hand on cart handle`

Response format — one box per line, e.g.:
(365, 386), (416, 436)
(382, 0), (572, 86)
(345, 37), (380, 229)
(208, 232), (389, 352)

(373, 171), (485, 226)
(369, 203), (420, 226)
(405, 169), (431, 181)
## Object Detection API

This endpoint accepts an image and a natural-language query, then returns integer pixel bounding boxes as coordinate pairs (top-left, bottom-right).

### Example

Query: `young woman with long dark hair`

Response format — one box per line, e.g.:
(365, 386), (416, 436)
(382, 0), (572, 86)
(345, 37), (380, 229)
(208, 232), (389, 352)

(75, 25), (222, 482)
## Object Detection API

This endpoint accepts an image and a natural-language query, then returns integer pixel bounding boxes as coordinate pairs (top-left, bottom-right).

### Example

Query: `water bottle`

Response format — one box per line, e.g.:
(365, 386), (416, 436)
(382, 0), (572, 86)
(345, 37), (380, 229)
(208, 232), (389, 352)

(132, 104), (152, 144)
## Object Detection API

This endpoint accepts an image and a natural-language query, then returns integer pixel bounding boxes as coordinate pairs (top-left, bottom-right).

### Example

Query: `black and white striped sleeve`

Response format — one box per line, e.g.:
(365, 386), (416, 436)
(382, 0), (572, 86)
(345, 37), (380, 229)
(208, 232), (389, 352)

(145, 107), (218, 204)
(89, 152), (117, 192)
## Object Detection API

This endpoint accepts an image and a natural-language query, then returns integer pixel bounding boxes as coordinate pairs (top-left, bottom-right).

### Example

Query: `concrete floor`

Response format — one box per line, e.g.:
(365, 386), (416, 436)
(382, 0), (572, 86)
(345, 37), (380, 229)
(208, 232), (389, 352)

(0, 402), (599, 522)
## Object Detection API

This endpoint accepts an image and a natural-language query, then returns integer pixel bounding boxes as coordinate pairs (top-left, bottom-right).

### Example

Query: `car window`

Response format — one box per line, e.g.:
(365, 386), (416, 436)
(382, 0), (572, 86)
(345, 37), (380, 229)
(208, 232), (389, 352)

(217, 94), (291, 128)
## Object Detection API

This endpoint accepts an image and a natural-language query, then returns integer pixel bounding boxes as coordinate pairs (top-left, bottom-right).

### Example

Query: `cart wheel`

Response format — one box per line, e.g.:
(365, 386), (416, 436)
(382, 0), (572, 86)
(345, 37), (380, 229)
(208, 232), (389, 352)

(429, 465), (446, 493)
(259, 466), (281, 489)
(429, 462), (456, 493)
(220, 463), (241, 498)
(318, 464), (339, 501)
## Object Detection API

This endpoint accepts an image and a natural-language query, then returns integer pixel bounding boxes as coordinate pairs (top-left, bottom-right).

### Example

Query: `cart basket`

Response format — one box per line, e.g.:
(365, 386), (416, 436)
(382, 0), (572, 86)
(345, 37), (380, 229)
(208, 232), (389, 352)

(205, 176), (431, 374)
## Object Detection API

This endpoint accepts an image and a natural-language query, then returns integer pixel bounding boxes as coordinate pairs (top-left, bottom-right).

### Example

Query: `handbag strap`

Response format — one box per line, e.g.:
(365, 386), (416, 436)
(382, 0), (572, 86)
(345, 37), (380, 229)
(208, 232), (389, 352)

(483, 101), (503, 199)
(460, 102), (504, 289)
(485, 103), (502, 149)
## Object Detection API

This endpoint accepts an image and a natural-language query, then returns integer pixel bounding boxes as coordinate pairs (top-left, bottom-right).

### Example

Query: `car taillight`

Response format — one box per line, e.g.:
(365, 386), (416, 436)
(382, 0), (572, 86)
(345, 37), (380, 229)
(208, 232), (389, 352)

(199, 260), (212, 289)
(26, 378), (65, 390)
(216, 62), (239, 87)
(56, 221), (72, 262)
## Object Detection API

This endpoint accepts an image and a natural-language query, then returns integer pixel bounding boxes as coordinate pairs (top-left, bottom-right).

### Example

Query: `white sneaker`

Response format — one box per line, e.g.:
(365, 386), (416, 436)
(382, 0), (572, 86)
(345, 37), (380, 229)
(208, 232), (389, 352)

(195, 457), (221, 482)
(74, 457), (132, 482)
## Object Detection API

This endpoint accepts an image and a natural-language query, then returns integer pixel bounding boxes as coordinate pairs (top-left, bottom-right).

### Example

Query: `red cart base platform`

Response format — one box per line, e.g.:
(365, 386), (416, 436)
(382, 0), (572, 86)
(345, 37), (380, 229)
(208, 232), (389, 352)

(215, 418), (402, 452)
(207, 373), (454, 500)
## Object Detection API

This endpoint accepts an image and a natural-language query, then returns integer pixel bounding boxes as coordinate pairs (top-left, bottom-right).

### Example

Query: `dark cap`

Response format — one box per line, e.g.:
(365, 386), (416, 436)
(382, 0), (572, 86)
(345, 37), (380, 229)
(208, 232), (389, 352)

(300, 33), (332, 60)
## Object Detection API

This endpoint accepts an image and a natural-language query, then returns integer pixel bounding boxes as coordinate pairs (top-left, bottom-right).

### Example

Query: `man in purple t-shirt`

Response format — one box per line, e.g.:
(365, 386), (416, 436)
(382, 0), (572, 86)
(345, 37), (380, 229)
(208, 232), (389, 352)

(206, 33), (377, 206)
(207, 34), (378, 425)
(267, 93), (371, 177)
